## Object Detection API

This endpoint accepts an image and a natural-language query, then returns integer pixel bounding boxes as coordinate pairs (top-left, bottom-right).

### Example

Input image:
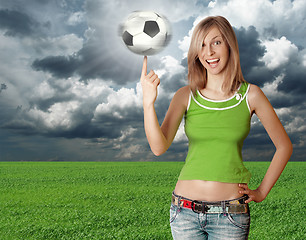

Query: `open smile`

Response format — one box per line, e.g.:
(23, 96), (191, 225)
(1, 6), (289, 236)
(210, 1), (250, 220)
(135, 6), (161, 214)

(206, 59), (220, 67)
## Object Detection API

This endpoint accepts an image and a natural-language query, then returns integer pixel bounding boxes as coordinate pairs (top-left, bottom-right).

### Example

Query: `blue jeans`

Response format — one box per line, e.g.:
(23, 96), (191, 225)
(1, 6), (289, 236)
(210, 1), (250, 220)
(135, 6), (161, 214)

(170, 196), (250, 240)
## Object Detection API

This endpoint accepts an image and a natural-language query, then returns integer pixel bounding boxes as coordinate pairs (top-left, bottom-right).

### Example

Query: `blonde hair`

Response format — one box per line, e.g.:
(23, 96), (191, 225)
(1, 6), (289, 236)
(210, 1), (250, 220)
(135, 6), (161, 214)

(187, 16), (245, 94)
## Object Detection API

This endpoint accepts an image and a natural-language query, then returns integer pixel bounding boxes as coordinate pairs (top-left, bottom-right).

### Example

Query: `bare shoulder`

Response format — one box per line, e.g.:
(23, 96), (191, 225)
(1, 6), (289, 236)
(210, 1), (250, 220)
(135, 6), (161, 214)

(247, 84), (267, 112)
(248, 84), (264, 99)
(176, 85), (191, 96)
(172, 85), (191, 108)
(248, 84), (265, 109)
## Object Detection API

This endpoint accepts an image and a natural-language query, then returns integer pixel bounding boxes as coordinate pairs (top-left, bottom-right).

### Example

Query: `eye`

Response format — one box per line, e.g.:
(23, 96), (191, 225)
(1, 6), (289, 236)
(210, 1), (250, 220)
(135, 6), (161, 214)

(213, 40), (222, 46)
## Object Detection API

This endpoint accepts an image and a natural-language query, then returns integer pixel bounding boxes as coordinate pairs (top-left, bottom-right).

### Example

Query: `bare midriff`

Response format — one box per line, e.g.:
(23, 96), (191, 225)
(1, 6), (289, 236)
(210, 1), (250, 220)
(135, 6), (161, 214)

(174, 180), (244, 202)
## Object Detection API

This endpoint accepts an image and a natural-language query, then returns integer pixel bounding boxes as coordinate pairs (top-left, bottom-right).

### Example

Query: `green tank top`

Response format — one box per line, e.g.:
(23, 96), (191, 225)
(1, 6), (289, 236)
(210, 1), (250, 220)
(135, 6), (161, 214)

(178, 82), (251, 183)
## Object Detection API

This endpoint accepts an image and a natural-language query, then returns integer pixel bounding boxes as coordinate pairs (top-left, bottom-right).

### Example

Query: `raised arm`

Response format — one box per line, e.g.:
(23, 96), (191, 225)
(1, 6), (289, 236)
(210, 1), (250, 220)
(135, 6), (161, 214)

(239, 84), (293, 203)
(140, 56), (189, 156)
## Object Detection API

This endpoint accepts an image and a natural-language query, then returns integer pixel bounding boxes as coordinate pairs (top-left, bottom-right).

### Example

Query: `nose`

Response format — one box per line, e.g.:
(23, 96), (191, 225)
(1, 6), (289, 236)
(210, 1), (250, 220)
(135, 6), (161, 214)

(206, 45), (214, 56)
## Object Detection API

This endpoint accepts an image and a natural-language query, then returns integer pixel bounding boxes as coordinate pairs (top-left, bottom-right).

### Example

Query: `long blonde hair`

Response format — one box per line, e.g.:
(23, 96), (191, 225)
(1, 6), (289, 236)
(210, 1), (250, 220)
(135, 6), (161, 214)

(187, 16), (245, 94)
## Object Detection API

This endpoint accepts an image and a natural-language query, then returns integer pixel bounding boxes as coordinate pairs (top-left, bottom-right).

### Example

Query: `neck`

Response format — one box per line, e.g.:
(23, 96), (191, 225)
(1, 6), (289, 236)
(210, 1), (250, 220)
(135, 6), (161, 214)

(206, 72), (226, 93)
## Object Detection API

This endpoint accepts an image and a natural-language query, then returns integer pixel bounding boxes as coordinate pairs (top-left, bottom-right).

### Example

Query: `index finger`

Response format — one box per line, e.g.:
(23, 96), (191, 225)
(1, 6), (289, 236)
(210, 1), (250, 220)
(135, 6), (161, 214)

(141, 56), (147, 78)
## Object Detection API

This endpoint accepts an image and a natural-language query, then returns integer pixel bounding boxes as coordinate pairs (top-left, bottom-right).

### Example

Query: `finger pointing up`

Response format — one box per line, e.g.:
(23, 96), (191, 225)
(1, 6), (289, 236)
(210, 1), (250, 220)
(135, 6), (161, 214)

(141, 56), (147, 79)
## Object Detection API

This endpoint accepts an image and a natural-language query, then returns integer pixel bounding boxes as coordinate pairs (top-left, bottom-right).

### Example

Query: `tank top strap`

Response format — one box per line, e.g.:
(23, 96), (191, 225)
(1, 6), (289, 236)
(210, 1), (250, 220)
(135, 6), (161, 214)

(236, 82), (250, 99)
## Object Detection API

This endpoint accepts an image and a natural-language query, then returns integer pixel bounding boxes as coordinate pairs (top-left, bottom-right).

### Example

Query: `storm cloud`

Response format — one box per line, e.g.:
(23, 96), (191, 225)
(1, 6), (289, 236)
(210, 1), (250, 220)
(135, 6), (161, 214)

(0, 9), (39, 37)
(0, 0), (305, 162)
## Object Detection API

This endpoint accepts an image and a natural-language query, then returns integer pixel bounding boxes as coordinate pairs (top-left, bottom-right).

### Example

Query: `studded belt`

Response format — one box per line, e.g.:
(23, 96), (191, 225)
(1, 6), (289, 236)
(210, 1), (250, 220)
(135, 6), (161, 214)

(171, 192), (249, 214)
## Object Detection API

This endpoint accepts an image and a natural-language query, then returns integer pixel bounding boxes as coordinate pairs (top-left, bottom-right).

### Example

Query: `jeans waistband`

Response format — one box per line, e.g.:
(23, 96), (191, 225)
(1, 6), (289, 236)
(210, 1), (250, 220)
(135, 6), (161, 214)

(172, 192), (249, 214)
(172, 191), (248, 205)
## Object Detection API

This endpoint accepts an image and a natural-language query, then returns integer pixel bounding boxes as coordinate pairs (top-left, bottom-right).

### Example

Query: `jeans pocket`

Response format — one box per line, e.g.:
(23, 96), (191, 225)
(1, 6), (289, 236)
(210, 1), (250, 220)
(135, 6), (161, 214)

(170, 204), (179, 224)
(227, 212), (250, 229)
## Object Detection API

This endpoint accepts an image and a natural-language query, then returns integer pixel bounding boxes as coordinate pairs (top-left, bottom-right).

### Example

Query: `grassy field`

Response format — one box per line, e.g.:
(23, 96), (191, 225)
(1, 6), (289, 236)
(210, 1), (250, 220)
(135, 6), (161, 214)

(0, 162), (305, 239)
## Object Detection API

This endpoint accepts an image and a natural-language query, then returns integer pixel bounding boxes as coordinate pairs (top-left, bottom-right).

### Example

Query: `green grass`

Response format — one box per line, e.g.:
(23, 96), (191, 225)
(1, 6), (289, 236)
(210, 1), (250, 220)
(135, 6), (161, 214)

(0, 162), (305, 239)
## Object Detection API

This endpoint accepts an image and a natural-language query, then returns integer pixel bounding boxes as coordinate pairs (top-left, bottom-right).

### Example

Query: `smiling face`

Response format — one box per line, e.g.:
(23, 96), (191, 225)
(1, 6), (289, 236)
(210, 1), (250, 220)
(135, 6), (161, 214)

(198, 26), (230, 78)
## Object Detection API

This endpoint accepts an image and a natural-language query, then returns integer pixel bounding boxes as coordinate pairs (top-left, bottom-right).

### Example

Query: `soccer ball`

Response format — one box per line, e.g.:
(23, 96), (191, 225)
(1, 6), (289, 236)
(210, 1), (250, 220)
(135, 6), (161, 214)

(119, 11), (171, 55)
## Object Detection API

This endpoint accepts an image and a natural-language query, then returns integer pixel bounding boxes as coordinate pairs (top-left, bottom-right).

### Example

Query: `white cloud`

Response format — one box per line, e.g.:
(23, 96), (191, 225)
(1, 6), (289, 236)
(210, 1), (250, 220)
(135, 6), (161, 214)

(208, 0), (306, 36)
(8, 77), (112, 132)
(116, 144), (143, 159)
(156, 56), (185, 78)
(27, 101), (79, 130)
(261, 74), (285, 98)
(31, 81), (55, 100)
(210, 0), (274, 29)
(261, 37), (298, 70)
(93, 83), (143, 120)
(286, 116), (306, 134)
(67, 11), (85, 26)
(118, 127), (137, 142)
(70, 79), (111, 100)
(208, 0), (217, 8)
(178, 35), (191, 58)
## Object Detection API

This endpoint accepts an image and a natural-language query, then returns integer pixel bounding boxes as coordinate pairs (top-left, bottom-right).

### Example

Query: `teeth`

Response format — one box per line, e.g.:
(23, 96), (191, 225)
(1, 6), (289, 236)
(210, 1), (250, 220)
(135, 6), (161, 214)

(206, 59), (219, 63)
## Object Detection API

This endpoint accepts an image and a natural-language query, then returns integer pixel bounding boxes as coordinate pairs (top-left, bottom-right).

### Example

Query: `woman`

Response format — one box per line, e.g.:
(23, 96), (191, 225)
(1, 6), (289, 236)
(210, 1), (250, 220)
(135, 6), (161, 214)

(140, 16), (292, 239)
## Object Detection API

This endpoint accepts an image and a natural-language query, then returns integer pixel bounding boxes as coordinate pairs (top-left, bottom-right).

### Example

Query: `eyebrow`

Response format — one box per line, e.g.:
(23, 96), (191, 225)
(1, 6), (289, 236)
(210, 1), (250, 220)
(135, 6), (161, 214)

(203, 35), (222, 43)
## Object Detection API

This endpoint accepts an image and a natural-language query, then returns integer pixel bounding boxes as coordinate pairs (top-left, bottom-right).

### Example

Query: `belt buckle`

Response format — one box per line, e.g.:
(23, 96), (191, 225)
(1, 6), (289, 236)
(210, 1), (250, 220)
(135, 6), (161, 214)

(191, 200), (208, 214)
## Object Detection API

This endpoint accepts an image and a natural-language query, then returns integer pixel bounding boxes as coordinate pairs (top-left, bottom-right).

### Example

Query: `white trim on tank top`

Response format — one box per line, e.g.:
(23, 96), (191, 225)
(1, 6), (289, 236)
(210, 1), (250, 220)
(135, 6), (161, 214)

(189, 84), (251, 111)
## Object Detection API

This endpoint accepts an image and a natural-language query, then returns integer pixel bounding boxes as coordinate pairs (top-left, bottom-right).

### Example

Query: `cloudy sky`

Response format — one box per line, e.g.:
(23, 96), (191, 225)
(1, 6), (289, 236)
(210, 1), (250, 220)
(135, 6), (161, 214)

(0, 0), (305, 162)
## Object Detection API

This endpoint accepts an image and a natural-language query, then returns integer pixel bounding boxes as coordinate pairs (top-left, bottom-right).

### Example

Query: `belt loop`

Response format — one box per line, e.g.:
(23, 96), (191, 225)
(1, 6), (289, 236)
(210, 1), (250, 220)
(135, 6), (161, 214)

(221, 201), (226, 216)
(173, 191), (182, 209)
(177, 195), (182, 209)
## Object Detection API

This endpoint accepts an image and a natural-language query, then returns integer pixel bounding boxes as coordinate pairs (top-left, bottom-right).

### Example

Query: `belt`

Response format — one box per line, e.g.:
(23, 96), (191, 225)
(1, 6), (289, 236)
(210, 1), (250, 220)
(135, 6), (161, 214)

(171, 192), (249, 214)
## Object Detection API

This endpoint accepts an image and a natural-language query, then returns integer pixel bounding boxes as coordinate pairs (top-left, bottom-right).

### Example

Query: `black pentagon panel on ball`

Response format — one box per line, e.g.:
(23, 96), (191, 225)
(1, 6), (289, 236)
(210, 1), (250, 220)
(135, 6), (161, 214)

(143, 21), (160, 38)
(122, 31), (133, 46)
